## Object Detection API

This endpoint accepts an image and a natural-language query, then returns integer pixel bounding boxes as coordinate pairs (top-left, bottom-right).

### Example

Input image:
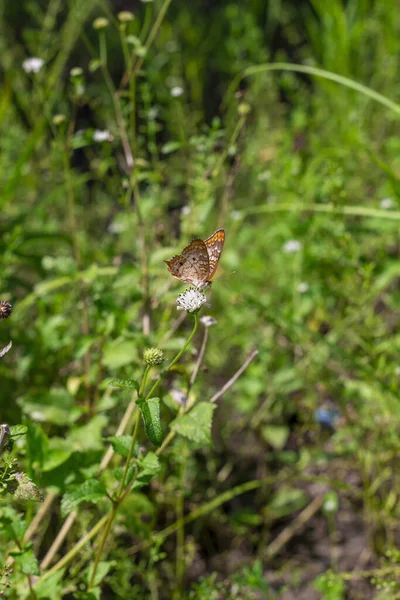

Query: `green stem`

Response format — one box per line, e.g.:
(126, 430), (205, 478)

(239, 202), (400, 221)
(145, 313), (199, 401)
(224, 62), (400, 117)
(88, 408), (141, 590)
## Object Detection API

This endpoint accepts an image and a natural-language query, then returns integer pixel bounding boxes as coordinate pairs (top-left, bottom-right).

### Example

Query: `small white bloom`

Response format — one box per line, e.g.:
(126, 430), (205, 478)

(171, 86), (184, 98)
(147, 107), (158, 120)
(257, 170), (271, 182)
(176, 288), (208, 313)
(108, 221), (127, 234)
(380, 198), (394, 209)
(93, 129), (110, 142)
(181, 205), (191, 216)
(395, 367), (400, 376)
(283, 240), (302, 254)
(23, 57), (44, 73)
(200, 315), (217, 327)
(170, 388), (186, 406)
(297, 282), (309, 293)
(230, 210), (241, 221)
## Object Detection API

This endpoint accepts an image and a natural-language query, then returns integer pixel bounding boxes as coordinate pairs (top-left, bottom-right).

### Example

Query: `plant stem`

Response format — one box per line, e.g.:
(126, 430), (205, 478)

(144, 313), (199, 401)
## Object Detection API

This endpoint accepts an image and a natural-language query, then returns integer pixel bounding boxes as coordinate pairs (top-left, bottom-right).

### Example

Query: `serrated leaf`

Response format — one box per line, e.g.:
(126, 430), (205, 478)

(105, 435), (136, 458)
(9, 424), (28, 438)
(11, 548), (40, 575)
(136, 398), (163, 447)
(109, 378), (139, 392)
(132, 452), (160, 490)
(171, 402), (216, 445)
(35, 569), (65, 599)
(61, 479), (107, 517)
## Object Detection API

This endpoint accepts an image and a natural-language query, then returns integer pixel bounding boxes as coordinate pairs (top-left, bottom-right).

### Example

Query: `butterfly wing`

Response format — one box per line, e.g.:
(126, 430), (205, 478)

(165, 239), (209, 287)
(204, 229), (225, 281)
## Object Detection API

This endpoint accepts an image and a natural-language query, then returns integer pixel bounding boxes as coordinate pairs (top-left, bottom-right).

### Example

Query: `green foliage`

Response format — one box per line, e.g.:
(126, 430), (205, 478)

(136, 397), (163, 447)
(171, 402), (217, 445)
(2, 0), (400, 597)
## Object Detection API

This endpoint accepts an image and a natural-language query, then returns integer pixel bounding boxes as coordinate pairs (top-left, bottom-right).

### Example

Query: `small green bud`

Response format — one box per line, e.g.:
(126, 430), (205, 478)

(93, 17), (109, 30)
(118, 11), (135, 22)
(238, 102), (251, 116)
(70, 67), (83, 77)
(143, 348), (165, 367)
(52, 114), (66, 125)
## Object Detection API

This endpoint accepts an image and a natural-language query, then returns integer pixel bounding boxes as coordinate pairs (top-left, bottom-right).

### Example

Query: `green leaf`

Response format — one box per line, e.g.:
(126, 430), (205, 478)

(61, 479), (107, 517)
(19, 388), (82, 425)
(35, 569), (65, 600)
(171, 402), (216, 445)
(9, 424), (28, 438)
(261, 425), (290, 450)
(136, 397), (163, 447)
(69, 415), (108, 451)
(109, 378), (139, 392)
(102, 340), (139, 369)
(86, 560), (114, 587)
(42, 438), (73, 472)
(105, 435), (137, 458)
(161, 141), (182, 154)
(11, 548), (40, 575)
(133, 452), (160, 490)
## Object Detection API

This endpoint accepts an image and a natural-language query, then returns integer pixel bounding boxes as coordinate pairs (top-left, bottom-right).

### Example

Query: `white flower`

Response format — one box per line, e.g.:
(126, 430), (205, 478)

(200, 315), (217, 327)
(230, 210), (241, 221)
(93, 129), (110, 142)
(170, 388), (186, 406)
(380, 198), (394, 210)
(170, 86), (184, 98)
(283, 240), (302, 254)
(23, 57), (44, 73)
(395, 367), (400, 376)
(176, 288), (208, 313)
(181, 205), (191, 216)
(297, 282), (309, 293)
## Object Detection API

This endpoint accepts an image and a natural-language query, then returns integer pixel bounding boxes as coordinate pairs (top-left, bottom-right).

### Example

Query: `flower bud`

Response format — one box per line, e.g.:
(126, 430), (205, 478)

(238, 102), (251, 116)
(93, 17), (109, 30)
(118, 11), (135, 22)
(52, 114), (66, 125)
(143, 348), (165, 367)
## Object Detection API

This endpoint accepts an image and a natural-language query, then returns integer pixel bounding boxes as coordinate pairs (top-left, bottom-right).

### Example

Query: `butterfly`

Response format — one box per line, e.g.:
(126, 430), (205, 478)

(165, 229), (225, 290)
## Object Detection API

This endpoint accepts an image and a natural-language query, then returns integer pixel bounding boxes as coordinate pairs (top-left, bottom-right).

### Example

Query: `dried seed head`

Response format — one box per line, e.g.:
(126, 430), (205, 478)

(0, 301), (12, 319)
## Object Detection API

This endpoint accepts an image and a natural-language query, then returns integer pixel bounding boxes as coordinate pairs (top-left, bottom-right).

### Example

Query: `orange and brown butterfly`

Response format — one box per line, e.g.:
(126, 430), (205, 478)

(165, 229), (225, 290)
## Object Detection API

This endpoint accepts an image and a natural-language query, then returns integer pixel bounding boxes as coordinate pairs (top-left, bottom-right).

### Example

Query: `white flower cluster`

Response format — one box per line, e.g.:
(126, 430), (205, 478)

(23, 57), (44, 73)
(176, 288), (208, 313)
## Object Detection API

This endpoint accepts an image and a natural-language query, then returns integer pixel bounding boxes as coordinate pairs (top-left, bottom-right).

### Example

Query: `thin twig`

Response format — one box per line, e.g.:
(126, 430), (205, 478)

(210, 349), (259, 403)
(264, 495), (325, 559)
(23, 492), (57, 544)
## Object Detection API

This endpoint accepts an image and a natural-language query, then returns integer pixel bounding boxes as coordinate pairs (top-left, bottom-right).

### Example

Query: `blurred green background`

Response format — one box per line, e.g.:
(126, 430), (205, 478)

(2, 0), (400, 598)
